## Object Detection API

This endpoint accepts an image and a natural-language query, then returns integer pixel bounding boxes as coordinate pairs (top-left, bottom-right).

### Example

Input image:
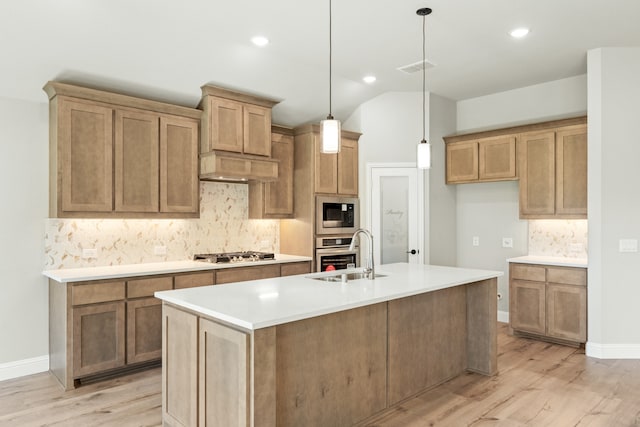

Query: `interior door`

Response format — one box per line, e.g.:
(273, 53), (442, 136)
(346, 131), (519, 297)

(370, 166), (424, 266)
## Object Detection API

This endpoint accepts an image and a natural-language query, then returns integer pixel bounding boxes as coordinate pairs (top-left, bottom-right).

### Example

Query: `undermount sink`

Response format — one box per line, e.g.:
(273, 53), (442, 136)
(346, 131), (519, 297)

(309, 271), (387, 283)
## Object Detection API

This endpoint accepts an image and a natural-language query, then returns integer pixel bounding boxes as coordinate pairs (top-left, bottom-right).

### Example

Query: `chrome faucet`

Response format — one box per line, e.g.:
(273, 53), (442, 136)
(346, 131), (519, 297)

(349, 228), (375, 279)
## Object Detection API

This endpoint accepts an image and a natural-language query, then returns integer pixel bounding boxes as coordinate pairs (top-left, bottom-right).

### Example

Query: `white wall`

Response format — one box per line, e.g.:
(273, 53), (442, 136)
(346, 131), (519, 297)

(587, 48), (640, 358)
(455, 75), (588, 315)
(343, 91), (458, 266)
(0, 97), (49, 371)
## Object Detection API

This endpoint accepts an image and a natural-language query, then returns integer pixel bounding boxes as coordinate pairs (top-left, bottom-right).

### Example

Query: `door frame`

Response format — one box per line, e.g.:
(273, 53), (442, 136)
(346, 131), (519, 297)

(366, 162), (426, 266)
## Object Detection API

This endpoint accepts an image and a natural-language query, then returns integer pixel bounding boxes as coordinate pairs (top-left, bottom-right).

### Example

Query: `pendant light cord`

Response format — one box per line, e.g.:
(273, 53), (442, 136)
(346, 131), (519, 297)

(328, 0), (333, 120)
(421, 13), (426, 143)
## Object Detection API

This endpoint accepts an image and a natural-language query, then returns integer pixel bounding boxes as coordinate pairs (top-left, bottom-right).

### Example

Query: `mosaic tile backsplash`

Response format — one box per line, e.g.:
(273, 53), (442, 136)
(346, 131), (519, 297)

(44, 182), (280, 269)
(528, 219), (588, 258)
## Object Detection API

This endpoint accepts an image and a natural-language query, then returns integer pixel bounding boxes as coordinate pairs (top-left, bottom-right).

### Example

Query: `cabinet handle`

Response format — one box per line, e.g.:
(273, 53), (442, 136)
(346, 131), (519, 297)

(406, 249), (418, 255)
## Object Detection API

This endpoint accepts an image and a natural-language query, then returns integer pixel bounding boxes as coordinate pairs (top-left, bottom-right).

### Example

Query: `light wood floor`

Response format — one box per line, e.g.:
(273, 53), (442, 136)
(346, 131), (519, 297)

(1, 324), (639, 426)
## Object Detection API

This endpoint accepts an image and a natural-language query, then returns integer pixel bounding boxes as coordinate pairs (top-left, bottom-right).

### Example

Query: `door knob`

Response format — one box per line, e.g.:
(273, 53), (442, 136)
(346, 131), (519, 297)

(406, 249), (418, 255)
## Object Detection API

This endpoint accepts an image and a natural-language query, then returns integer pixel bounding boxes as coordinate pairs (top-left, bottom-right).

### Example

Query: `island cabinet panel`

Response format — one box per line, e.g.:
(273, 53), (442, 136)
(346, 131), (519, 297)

(466, 278), (498, 375)
(199, 318), (250, 427)
(387, 286), (467, 405)
(275, 303), (388, 427)
(163, 304), (198, 427)
(279, 261), (312, 277)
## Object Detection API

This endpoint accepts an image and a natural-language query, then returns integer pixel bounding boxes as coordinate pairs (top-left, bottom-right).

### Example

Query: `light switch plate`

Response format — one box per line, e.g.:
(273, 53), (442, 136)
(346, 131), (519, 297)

(502, 237), (513, 248)
(154, 245), (167, 256)
(619, 239), (638, 253)
(472, 236), (480, 247)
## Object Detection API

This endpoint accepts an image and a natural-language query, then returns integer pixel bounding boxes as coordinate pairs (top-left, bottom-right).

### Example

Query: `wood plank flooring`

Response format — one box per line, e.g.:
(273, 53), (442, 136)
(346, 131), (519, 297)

(1, 323), (639, 426)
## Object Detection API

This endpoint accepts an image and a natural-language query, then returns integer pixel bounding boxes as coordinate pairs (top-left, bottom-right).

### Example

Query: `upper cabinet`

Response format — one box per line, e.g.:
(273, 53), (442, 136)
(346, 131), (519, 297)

(199, 85), (280, 181)
(445, 135), (516, 184)
(249, 126), (295, 219)
(44, 82), (201, 218)
(308, 127), (360, 196)
(519, 123), (587, 219)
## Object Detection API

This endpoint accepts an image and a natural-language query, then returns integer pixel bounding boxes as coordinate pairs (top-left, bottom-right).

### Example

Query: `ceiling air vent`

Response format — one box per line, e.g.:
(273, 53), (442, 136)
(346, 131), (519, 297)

(397, 59), (435, 74)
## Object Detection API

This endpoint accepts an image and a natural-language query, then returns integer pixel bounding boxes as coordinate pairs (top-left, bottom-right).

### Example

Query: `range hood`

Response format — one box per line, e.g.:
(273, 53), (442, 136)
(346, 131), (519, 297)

(199, 151), (279, 182)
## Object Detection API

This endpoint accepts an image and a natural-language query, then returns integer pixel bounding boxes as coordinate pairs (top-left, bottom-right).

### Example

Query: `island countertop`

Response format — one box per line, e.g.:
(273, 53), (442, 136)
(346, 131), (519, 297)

(155, 262), (503, 330)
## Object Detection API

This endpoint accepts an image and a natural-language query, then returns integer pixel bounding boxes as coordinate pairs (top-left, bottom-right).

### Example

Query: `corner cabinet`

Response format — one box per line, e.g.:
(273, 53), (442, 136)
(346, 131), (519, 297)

(509, 262), (587, 345)
(519, 123), (587, 219)
(248, 126), (295, 219)
(43, 81), (200, 218)
(444, 135), (516, 184)
(199, 85), (280, 181)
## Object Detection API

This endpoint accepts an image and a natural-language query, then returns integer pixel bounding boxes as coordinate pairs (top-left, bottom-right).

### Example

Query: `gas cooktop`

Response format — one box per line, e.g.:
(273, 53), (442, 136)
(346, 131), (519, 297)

(193, 251), (275, 264)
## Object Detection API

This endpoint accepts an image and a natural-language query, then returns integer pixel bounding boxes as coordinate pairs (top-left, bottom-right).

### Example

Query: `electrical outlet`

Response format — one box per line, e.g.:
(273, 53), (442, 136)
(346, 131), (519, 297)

(82, 248), (98, 259)
(472, 236), (480, 246)
(260, 240), (270, 249)
(502, 237), (513, 248)
(570, 243), (583, 253)
(619, 239), (638, 253)
(154, 245), (167, 256)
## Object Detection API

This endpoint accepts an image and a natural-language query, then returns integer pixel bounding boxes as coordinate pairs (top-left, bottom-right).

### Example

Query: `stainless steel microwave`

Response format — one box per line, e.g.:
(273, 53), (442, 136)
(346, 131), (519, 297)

(315, 196), (359, 235)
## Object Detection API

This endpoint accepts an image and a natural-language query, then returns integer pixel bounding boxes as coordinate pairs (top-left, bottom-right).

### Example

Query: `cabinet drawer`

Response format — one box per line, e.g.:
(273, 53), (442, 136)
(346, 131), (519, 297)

(280, 261), (311, 277)
(216, 264), (281, 285)
(72, 281), (126, 306)
(174, 272), (215, 289)
(510, 264), (546, 282)
(127, 276), (173, 298)
(547, 267), (586, 286)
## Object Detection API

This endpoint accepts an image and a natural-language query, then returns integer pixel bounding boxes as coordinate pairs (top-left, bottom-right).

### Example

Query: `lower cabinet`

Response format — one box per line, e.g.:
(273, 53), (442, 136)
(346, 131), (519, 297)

(50, 261), (311, 389)
(509, 263), (587, 345)
(72, 301), (126, 378)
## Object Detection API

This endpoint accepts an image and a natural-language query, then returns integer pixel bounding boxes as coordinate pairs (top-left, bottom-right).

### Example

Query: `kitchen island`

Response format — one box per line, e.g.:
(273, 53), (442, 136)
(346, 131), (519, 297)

(155, 262), (502, 427)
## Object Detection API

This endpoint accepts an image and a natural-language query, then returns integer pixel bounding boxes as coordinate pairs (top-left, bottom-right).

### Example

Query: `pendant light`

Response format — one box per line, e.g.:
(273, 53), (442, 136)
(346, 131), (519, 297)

(416, 7), (432, 169)
(321, 0), (341, 153)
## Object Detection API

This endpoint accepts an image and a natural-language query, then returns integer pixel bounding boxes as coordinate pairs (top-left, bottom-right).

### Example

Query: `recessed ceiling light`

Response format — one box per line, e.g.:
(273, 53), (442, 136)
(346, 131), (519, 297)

(509, 27), (530, 38)
(251, 36), (269, 47)
(363, 75), (376, 84)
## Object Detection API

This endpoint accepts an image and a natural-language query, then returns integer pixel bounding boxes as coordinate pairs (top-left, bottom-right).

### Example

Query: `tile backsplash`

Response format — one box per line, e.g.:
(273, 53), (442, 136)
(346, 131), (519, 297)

(528, 219), (588, 258)
(44, 182), (279, 269)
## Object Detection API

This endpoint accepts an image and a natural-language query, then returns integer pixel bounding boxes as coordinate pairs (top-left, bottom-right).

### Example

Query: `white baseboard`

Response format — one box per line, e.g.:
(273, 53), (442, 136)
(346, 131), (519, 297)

(0, 355), (49, 382)
(497, 310), (509, 324)
(586, 342), (640, 359)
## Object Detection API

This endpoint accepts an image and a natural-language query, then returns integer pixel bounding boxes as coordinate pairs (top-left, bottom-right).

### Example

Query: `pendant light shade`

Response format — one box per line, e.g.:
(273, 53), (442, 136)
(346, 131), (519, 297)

(417, 140), (431, 169)
(416, 7), (432, 169)
(321, 117), (341, 154)
(321, 0), (341, 153)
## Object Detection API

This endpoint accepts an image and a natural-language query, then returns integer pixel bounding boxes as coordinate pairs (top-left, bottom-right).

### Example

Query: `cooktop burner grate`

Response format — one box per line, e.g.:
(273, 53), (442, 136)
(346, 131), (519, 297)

(193, 251), (275, 264)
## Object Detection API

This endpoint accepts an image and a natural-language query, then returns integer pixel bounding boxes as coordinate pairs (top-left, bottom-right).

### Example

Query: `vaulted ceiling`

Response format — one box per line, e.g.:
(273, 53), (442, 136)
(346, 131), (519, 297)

(2, 0), (640, 126)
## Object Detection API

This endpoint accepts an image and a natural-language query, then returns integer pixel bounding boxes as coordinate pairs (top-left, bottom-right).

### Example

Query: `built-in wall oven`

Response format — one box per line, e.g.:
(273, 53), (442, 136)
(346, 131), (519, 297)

(316, 196), (359, 235)
(315, 236), (359, 272)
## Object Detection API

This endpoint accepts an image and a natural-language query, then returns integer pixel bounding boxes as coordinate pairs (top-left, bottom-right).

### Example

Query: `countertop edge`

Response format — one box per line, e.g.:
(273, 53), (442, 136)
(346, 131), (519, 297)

(507, 255), (588, 268)
(43, 254), (313, 283)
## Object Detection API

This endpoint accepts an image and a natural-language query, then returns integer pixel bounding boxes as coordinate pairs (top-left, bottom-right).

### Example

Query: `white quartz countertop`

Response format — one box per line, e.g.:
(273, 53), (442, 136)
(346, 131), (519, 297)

(507, 255), (588, 268)
(43, 254), (312, 283)
(155, 263), (503, 331)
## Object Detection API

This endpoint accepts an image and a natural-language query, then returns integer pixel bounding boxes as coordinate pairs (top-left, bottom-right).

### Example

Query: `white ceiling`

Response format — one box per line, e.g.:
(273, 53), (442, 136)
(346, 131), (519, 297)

(2, 0), (640, 127)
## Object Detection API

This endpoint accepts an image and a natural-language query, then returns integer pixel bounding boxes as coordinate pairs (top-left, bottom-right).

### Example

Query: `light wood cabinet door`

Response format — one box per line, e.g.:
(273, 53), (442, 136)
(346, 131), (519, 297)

(556, 125), (587, 216)
(478, 136), (516, 180)
(199, 318), (250, 427)
(314, 135), (338, 194)
(160, 116), (199, 213)
(127, 297), (163, 364)
(519, 131), (556, 217)
(546, 283), (587, 342)
(72, 301), (126, 378)
(208, 98), (244, 153)
(243, 104), (271, 156)
(446, 141), (478, 183)
(114, 109), (159, 213)
(58, 98), (113, 213)
(280, 261), (312, 277)
(509, 280), (546, 335)
(216, 264), (281, 285)
(337, 137), (359, 196)
(248, 131), (294, 218)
